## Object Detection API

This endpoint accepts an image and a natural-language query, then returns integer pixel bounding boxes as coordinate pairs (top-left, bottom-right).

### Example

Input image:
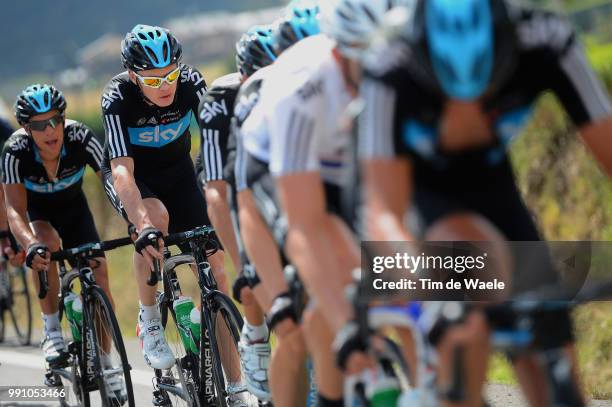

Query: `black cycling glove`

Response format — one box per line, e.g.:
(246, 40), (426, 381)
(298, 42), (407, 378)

(26, 243), (49, 268)
(134, 227), (163, 254)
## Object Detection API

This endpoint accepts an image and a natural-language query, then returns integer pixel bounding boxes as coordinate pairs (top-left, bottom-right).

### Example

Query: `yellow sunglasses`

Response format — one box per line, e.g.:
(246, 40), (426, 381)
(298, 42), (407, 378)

(135, 66), (181, 88)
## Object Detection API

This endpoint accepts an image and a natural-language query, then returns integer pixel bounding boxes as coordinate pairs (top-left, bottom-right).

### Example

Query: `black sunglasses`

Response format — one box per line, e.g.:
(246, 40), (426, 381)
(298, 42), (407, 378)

(27, 114), (64, 132)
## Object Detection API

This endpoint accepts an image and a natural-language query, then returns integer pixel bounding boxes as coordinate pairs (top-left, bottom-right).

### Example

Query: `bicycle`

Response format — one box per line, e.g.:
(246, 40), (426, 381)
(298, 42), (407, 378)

(146, 225), (254, 407)
(41, 236), (136, 407)
(0, 231), (32, 345)
(341, 269), (434, 406)
(0, 260), (32, 346)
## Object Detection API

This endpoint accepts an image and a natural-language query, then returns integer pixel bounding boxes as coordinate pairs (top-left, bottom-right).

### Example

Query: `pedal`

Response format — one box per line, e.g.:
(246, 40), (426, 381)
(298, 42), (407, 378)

(44, 371), (62, 387)
(152, 389), (171, 406)
(45, 352), (70, 370)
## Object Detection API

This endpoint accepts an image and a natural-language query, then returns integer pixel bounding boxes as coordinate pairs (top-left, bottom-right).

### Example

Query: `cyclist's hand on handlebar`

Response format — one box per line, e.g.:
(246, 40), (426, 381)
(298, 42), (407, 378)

(25, 243), (50, 272)
(134, 226), (164, 270)
(127, 223), (138, 242)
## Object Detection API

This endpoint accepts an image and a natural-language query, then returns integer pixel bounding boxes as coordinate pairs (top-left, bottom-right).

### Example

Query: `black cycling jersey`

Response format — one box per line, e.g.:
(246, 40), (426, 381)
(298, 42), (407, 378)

(101, 65), (207, 182)
(360, 6), (611, 168)
(1, 120), (103, 205)
(0, 118), (13, 147)
(194, 72), (241, 186)
(232, 71), (267, 192)
(0, 120), (104, 251)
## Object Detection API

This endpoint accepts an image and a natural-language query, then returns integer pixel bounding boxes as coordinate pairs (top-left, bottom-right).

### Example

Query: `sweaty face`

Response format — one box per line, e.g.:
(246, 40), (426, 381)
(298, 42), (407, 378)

(27, 110), (64, 158)
(130, 63), (179, 107)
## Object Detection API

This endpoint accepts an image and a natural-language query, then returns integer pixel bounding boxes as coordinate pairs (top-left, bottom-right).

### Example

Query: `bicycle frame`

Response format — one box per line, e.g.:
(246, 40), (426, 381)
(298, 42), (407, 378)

(154, 234), (222, 406)
(46, 257), (101, 392)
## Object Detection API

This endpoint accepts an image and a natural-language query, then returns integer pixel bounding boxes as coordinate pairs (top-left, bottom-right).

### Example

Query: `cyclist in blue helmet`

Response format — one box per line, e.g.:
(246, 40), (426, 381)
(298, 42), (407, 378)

(3, 85), (120, 385)
(360, 0), (612, 404)
(275, 0), (321, 53)
(192, 24), (280, 403)
(0, 116), (22, 267)
(101, 27), (251, 401)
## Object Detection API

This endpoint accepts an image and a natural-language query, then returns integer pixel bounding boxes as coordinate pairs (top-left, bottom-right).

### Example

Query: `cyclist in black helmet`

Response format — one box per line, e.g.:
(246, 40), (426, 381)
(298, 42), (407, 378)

(99, 25), (232, 375)
(2, 85), (116, 378)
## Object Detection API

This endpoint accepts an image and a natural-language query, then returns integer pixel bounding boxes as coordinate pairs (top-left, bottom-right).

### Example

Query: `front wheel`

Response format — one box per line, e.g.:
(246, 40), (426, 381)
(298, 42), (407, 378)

(201, 292), (255, 407)
(7, 266), (32, 345)
(85, 286), (135, 406)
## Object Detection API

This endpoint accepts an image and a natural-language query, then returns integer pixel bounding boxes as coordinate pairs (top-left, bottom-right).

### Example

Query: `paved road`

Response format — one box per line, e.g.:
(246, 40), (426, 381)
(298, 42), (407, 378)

(0, 332), (154, 406)
(2, 332), (611, 407)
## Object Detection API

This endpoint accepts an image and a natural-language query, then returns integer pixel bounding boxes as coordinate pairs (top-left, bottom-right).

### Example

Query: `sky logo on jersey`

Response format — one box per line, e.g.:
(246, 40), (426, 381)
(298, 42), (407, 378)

(25, 167), (85, 193)
(128, 112), (192, 148)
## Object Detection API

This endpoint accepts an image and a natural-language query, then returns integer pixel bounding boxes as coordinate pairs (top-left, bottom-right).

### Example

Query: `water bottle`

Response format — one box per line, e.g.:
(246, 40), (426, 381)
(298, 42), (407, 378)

(366, 367), (401, 407)
(189, 307), (201, 344)
(72, 296), (83, 340)
(173, 296), (197, 353)
(64, 292), (81, 341)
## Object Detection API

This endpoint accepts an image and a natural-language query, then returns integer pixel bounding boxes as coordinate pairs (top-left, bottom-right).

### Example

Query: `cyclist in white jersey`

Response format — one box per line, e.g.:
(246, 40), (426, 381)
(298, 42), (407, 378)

(236, 1), (408, 404)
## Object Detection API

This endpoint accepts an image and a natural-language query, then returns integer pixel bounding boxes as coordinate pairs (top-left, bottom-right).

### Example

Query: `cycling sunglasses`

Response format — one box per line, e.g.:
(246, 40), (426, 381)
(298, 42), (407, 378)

(135, 66), (181, 88)
(27, 114), (64, 132)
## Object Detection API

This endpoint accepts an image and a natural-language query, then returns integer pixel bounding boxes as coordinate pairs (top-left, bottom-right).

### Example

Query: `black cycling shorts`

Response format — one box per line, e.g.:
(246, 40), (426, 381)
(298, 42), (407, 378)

(412, 153), (558, 294)
(102, 158), (220, 252)
(28, 191), (103, 256)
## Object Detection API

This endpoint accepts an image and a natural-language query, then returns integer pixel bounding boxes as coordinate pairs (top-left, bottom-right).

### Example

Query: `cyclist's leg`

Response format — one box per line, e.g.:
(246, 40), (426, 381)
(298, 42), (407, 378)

(52, 193), (115, 354)
(29, 221), (61, 315)
(425, 213), (510, 407)
(204, 179), (266, 329)
(29, 219), (65, 362)
(238, 156), (310, 404)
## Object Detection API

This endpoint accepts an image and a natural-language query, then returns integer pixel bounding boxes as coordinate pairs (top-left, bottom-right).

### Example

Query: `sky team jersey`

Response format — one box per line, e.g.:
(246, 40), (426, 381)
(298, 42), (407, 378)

(101, 65), (207, 178)
(360, 5), (612, 167)
(242, 35), (353, 186)
(0, 120), (103, 204)
(0, 118), (13, 147)
(194, 72), (241, 182)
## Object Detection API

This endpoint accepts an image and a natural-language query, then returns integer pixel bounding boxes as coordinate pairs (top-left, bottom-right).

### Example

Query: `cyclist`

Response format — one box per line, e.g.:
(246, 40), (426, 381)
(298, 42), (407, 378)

(359, 0), (612, 405)
(100, 24), (226, 368)
(235, 1), (403, 404)
(1, 85), (114, 369)
(192, 25), (279, 401)
(0, 117), (23, 265)
(231, 6), (322, 404)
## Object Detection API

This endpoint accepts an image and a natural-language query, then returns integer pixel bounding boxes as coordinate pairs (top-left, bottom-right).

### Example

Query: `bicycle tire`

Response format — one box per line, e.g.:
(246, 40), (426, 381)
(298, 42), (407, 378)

(8, 266), (32, 345)
(85, 286), (135, 406)
(0, 302), (5, 342)
(201, 292), (244, 407)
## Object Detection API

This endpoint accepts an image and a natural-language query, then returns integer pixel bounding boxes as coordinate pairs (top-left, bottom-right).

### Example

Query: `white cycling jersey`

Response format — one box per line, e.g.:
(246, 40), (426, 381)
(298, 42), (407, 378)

(241, 34), (353, 186)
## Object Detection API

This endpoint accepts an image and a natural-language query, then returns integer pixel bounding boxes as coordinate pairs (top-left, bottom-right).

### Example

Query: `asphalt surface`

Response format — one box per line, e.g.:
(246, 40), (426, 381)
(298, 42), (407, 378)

(0, 332), (154, 406)
(1, 330), (611, 406)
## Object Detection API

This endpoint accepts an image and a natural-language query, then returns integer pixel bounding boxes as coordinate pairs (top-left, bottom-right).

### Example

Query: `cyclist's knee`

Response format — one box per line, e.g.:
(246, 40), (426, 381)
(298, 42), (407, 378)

(426, 212), (513, 291)
(93, 258), (111, 288)
(31, 222), (61, 252)
(143, 198), (169, 233)
(209, 251), (229, 290)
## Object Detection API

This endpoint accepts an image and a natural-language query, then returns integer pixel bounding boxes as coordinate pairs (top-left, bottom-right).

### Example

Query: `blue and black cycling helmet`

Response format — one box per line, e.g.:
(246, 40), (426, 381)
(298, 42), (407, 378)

(121, 24), (182, 71)
(275, 0), (321, 53)
(14, 84), (66, 125)
(413, 0), (517, 100)
(235, 25), (278, 78)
